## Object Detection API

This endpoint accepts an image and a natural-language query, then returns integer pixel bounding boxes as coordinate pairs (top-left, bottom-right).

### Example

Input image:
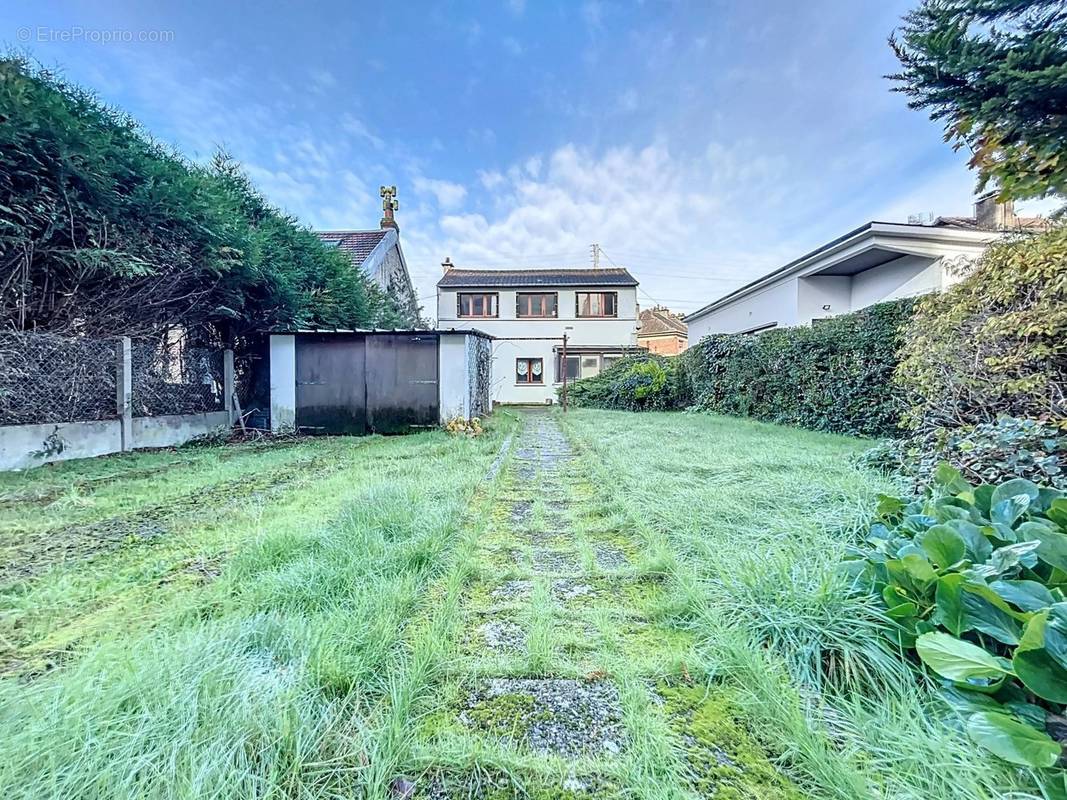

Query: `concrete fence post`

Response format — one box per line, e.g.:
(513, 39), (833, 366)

(223, 349), (235, 421)
(116, 336), (133, 451)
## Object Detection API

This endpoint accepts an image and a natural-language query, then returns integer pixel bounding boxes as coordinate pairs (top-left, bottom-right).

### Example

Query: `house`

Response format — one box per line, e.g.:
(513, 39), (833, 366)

(317, 186), (421, 324)
(685, 196), (1048, 342)
(637, 307), (688, 355)
(436, 264), (640, 404)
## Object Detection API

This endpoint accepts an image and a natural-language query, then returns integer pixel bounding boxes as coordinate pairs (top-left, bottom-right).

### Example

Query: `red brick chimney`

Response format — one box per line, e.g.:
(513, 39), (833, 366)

(380, 185), (398, 230)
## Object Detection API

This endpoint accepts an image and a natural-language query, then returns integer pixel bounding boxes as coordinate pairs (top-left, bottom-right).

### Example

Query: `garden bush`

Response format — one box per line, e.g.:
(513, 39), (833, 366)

(563, 353), (689, 411)
(862, 416), (1066, 491)
(864, 224), (1067, 491)
(684, 298), (916, 437)
(843, 464), (1067, 768)
(895, 225), (1067, 433)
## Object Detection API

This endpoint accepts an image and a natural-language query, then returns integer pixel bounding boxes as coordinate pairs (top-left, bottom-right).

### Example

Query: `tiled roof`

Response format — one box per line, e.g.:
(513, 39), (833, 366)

(317, 230), (388, 265)
(438, 267), (638, 288)
(638, 308), (687, 336)
(933, 215), (1050, 232)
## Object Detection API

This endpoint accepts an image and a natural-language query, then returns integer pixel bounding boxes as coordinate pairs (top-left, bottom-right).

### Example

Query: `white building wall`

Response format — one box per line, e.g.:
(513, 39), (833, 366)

(438, 286), (639, 404)
(269, 335), (296, 433)
(437, 333), (470, 421)
(797, 275), (852, 324)
(685, 279), (800, 343)
(850, 254), (943, 309)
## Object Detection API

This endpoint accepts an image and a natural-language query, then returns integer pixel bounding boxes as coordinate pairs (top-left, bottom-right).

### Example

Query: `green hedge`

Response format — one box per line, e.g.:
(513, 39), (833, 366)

(563, 353), (689, 411)
(685, 298), (916, 438)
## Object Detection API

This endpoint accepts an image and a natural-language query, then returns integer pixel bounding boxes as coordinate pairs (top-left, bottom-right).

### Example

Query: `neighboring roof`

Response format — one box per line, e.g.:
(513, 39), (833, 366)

(317, 230), (389, 265)
(638, 308), (687, 337)
(438, 267), (638, 289)
(684, 220), (998, 323)
(934, 215), (1050, 232)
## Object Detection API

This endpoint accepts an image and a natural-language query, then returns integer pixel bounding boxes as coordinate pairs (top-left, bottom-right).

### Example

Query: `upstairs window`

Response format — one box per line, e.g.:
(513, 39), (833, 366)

(516, 292), (558, 318)
(516, 357), (543, 384)
(457, 292), (498, 318)
(576, 291), (617, 318)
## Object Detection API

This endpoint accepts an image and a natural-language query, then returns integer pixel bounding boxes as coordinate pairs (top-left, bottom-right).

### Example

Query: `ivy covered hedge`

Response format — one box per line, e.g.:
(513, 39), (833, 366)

(563, 353), (689, 412)
(685, 298), (916, 438)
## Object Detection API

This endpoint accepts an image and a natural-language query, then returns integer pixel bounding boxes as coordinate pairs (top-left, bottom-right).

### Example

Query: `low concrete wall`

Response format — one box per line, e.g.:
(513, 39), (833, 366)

(0, 411), (231, 471)
(131, 411), (231, 450)
(0, 419), (123, 470)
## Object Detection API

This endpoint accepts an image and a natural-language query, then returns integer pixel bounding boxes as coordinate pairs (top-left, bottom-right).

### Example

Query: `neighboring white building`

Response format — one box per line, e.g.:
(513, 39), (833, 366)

(684, 196), (1047, 342)
(317, 187), (421, 324)
(436, 264), (640, 405)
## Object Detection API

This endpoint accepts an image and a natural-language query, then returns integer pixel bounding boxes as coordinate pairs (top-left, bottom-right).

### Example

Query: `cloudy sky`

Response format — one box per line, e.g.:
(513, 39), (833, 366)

(3, 1), (1057, 320)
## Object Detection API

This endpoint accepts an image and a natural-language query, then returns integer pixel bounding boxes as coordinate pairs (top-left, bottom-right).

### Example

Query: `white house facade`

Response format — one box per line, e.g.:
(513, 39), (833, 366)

(436, 266), (640, 405)
(685, 197), (1051, 343)
(684, 220), (1002, 342)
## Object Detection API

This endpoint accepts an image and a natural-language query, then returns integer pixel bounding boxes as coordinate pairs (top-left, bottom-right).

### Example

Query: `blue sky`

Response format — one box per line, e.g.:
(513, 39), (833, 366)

(3, 1), (1056, 319)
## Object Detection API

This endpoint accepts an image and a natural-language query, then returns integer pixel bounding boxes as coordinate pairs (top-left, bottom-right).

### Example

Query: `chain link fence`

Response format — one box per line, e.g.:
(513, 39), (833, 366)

(0, 331), (118, 425)
(0, 331), (226, 427)
(130, 338), (224, 417)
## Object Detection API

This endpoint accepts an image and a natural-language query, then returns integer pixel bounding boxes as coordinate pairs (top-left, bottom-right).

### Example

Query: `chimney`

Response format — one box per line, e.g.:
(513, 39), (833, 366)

(974, 193), (1015, 230)
(441, 257), (454, 274)
(380, 185), (399, 230)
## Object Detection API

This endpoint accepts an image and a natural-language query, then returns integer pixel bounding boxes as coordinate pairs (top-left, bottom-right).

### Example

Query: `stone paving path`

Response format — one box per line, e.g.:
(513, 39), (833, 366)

(402, 410), (804, 800)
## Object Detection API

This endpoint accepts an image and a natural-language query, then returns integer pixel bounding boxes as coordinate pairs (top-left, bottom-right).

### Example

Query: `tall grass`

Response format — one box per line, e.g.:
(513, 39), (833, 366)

(563, 409), (1028, 799)
(0, 428), (506, 799)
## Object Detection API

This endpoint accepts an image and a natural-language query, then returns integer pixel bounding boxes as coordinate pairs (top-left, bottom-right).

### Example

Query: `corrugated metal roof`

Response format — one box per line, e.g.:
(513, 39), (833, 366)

(437, 267), (638, 289)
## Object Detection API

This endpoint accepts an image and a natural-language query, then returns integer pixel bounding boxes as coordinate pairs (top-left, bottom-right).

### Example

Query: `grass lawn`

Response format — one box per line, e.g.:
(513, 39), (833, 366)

(561, 409), (1043, 799)
(0, 408), (1045, 799)
(0, 420), (515, 798)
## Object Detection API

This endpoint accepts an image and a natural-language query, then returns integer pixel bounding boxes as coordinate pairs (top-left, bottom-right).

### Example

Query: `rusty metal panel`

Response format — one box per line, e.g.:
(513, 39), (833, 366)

(365, 334), (439, 434)
(295, 334), (367, 435)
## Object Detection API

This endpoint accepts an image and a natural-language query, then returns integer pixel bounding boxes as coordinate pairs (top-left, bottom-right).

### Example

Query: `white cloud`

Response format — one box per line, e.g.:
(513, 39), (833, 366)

(507, 0), (526, 15)
(479, 170), (505, 189)
(413, 176), (468, 210)
(502, 36), (525, 56)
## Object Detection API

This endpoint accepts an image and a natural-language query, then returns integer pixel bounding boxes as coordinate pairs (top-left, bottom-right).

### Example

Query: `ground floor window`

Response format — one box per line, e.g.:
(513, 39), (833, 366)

(554, 351), (625, 382)
(556, 353), (580, 382)
(516, 357), (544, 384)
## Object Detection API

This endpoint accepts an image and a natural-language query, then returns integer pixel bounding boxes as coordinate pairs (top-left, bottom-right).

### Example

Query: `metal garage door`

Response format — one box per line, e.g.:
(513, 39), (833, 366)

(366, 334), (439, 434)
(294, 333), (439, 435)
(295, 334), (368, 435)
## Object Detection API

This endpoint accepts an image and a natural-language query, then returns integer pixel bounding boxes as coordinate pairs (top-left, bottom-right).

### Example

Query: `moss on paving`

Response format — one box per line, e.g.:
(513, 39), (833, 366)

(660, 683), (805, 800)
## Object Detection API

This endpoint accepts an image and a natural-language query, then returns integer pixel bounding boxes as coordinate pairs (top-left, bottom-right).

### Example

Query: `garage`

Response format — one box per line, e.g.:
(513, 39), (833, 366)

(268, 329), (492, 435)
